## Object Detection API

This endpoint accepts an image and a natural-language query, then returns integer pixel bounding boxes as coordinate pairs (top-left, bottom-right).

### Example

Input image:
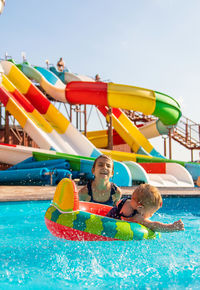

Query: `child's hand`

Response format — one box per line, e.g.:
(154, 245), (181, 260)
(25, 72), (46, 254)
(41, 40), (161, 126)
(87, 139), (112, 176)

(171, 219), (185, 231)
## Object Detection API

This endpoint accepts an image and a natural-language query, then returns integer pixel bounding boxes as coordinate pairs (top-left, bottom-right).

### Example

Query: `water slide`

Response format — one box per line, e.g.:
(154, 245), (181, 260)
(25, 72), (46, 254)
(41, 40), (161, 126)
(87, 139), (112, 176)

(21, 63), (175, 157)
(0, 61), (132, 186)
(16, 62), (158, 158)
(96, 106), (167, 157)
(49, 65), (93, 84)
(53, 67), (171, 156)
(84, 106), (170, 150)
(27, 64), (177, 159)
(49, 65), (160, 153)
(1, 75), (79, 153)
(11, 61), (195, 187)
(85, 123), (168, 149)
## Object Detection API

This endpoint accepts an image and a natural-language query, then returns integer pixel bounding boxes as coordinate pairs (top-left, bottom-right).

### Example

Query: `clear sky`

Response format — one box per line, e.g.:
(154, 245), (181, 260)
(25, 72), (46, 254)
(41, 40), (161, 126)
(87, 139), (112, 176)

(0, 0), (200, 161)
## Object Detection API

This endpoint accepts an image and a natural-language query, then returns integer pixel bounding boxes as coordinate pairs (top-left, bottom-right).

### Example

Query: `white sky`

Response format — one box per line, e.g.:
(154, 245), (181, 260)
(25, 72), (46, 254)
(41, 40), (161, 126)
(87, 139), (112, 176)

(1, 0), (200, 161)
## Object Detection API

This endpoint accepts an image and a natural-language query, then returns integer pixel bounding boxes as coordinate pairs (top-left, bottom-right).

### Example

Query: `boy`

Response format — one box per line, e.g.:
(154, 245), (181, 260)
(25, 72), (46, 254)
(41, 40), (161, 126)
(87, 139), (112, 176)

(107, 184), (184, 232)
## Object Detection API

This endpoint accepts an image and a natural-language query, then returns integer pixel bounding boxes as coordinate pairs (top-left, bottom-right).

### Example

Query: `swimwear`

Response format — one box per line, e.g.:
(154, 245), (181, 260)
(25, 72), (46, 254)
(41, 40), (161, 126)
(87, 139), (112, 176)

(106, 198), (139, 220)
(87, 180), (118, 206)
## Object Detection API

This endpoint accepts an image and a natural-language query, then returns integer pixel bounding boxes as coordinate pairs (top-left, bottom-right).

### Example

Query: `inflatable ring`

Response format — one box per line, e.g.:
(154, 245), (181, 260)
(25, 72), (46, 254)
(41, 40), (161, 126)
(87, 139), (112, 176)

(45, 178), (158, 241)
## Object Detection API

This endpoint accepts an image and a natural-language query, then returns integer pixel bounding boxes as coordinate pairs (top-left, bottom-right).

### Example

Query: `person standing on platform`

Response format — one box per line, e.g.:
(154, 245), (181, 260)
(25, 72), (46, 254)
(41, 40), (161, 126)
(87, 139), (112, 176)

(57, 57), (65, 72)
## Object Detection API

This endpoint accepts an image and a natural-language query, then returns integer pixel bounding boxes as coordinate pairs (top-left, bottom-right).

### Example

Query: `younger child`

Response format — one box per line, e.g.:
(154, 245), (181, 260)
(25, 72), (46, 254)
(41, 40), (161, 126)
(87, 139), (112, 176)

(107, 183), (184, 232)
(79, 155), (122, 206)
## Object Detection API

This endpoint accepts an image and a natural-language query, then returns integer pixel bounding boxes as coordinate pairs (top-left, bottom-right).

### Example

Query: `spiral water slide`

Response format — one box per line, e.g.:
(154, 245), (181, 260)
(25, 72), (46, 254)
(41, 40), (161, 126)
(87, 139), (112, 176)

(14, 62), (195, 187)
(0, 61), (132, 186)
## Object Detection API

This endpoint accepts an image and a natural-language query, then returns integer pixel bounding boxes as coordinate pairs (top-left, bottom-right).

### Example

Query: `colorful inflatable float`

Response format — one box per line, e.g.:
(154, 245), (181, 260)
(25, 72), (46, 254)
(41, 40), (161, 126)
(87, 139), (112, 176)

(45, 178), (158, 241)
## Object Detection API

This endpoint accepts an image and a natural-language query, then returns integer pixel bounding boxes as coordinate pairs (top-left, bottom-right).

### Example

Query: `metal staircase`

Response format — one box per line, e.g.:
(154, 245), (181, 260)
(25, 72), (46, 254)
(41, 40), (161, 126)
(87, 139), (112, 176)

(172, 116), (200, 150)
(123, 110), (200, 151)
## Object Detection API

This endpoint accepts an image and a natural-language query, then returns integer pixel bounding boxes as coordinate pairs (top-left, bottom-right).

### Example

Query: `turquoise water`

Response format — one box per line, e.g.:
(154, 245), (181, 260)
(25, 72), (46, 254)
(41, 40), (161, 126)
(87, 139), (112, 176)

(0, 197), (200, 289)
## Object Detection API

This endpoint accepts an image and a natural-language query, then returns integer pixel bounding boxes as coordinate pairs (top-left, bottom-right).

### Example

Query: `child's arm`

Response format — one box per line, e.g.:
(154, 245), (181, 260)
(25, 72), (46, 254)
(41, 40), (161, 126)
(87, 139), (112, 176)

(121, 216), (184, 232)
(112, 187), (122, 206)
(139, 218), (185, 232)
(78, 186), (91, 202)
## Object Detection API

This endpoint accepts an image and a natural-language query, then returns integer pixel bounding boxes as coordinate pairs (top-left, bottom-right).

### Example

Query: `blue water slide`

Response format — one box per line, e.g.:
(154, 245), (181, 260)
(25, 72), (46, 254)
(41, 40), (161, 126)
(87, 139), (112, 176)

(185, 163), (200, 181)
(35, 66), (59, 86)
(0, 168), (50, 184)
(8, 158), (70, 171)
(49, 66), (67, 83)
(52, 169), (72, 185)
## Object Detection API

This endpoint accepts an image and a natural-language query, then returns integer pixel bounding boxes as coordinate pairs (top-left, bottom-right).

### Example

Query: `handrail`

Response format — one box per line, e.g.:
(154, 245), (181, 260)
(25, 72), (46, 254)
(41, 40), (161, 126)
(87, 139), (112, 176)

(123, 110), (200, 150)
(172, 115), (200, 148)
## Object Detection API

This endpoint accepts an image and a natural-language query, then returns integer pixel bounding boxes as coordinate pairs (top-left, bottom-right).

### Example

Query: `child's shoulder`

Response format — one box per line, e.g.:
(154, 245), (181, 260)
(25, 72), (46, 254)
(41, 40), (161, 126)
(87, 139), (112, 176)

(116, 197), (129, 207)
(111, 183), (122, 193)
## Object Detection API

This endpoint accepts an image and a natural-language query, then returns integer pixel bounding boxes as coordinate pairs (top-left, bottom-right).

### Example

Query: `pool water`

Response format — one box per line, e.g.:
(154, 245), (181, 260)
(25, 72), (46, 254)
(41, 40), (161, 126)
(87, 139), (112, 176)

(0, 197), (200, 289)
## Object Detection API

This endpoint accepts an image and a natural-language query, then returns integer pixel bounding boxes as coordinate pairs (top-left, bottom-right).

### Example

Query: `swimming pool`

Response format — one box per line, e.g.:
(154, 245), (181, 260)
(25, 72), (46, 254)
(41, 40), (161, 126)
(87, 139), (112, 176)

(0, 197), (200, 289)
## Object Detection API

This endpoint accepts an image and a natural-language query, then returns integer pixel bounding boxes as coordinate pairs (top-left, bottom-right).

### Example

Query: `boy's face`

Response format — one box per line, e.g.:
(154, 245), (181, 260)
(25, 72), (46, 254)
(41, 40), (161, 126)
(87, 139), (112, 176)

(92, 157), (113, 179)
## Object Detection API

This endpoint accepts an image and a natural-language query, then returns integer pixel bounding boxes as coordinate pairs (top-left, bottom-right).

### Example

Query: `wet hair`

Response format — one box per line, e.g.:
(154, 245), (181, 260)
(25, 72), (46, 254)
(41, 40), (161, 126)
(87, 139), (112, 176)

(132, 184), (162, 210)
(92, 154), (114, 171)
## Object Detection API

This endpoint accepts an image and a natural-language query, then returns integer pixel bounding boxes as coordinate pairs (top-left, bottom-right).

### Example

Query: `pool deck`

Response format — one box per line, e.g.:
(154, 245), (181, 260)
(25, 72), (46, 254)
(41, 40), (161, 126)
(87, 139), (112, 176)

(0, 185), (200, 202)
